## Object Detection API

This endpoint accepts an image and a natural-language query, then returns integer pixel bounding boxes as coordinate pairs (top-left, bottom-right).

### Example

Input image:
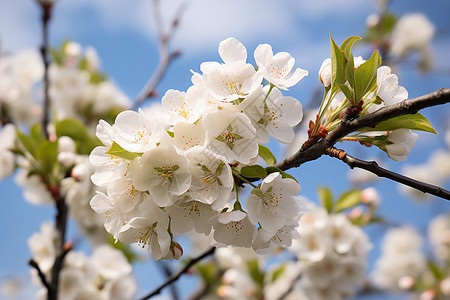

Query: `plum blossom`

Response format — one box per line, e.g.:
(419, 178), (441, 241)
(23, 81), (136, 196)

(254, 43), (308, 90)
(240, 86), (303, 144)
(385, 129), (418, 161)
(203, 109), (258, 164)
(391, 13), (434, 58)
(185, 146), (233, 209)
(113, 109), (161, 153)
(199, 38), (262, 103)
(246, 172), (301, 233)
(132, 145), (191, 207)
(211, 210), (257, 248)
(118, 200), (171, 260)
(376, 66), (408, 106)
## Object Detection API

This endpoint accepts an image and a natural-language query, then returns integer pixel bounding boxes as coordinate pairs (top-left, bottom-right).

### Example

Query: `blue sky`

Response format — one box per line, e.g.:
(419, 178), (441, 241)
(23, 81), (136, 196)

(1, 0), (450, 299)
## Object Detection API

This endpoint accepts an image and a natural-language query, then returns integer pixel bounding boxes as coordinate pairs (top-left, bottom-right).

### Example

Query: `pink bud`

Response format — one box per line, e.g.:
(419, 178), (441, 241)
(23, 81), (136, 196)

(398, 276), (415, 290)
(440, 278), (450, 295)
(419, 289), (435, 300)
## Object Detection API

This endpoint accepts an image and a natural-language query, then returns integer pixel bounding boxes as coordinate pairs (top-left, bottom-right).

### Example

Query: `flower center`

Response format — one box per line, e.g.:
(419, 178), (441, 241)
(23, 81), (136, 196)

(135, 223), (157, 249)
(154, 165), (179, 183)
(215, 125), (243, 150)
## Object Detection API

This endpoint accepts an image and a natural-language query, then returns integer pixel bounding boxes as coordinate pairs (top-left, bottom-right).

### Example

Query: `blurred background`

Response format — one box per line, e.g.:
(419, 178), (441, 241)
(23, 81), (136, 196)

(0, 0), (449, 299)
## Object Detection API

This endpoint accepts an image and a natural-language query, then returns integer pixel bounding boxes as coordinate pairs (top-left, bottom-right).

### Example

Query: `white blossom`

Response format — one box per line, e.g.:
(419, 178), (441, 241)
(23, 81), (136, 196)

(386, 129), (418, 161)
(132, 145), (191, 207)
(254, 44), (308, 90)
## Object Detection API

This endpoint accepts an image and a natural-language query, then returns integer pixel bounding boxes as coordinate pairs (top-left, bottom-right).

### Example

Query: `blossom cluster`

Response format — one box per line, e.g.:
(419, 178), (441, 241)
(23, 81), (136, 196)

(201, 202), (371, 300)
(89, 38), (308, 259)
(29, 222), (136, 300)
(291, 205), (371, 300)
(316, 51), (420, 161)
(372, 214), (450, 299)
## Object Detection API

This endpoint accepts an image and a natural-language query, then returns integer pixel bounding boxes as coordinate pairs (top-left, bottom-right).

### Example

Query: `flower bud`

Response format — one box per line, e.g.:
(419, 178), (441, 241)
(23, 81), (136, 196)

(57, 152), (77, 168)
(58, 136), (76, 153)
(318, 58), (332, 87)
(162, 242), (183, 260)
(386, 129), (418, 161)
(419, 289), (435, 300)
(440, 278), (450, 295)
(361, 187), (380, 207)
(398, 276), (415, 290)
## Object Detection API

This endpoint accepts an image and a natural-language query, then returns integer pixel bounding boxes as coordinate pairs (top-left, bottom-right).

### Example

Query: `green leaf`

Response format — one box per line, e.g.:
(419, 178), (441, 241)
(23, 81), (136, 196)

(258, 144), (276, 166)
(271, 264), (286, 282)
(354, 50), (381, 103)
(196, 264), (218, 285)
(36, 141), (58, 173)
(105, 142), (141, 161)
(345, 52), (356, 89)
(265, 166), (297, 182)
(339, 84), (353, 102)
(335, 189), (362, 212)
(55, 119), (90, 141)
(330, 34), (346, 86)
(247, 260), (265, 288)
(361, 113), (437, 134)
(30, 124), (46, 145)
(241, 165), (267, 179)
(339, 36), (362, 59)
(16, 130), (38, 156)
(318, 187), (333, 213)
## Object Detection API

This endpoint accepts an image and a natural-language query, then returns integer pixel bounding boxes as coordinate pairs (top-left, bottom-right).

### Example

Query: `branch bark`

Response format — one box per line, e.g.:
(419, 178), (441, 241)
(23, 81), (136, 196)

(133, 0), (187, 110)
(139, 247), (216, 300)
(325, 147), (450, 201)
(275, 88), (450, 171)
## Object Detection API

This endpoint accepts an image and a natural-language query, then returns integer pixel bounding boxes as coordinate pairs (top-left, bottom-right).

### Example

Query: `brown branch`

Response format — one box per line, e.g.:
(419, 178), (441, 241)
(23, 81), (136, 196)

(39, 2), (53, 139)
(156, 261), (179, 300)
(133, 0), (186, 110)
(28, 259), (51, 292)
(139, 247), (216, 300)
(275, 88), (450, 171)
(325, 147), (450, 201)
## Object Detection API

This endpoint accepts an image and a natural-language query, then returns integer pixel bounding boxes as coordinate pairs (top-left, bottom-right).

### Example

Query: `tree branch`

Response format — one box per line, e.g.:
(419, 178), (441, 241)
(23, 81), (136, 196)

(133, 0), (187, 110)
(139, 247), (216, 300)
(325, 147), (450, 201)
(28, 259), (51, 292)
(275, 88), (450, 171)
(39, 2), (53, 139)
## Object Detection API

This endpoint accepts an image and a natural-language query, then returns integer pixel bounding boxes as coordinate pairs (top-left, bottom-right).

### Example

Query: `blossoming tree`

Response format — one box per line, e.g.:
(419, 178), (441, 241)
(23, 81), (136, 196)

(1, 0), (450, 300)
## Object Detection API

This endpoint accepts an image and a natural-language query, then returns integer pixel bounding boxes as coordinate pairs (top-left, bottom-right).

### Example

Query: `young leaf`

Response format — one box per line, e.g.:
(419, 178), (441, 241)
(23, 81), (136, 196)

(354, 50), (381, 103)
(36, 141), (58, 173)
(360, 113), (437, 134)
(317, 187), (333, 213)
(339, 36), (362, 59)
(247, 260), (265, 288)
(55, 118), (90, 141)
(258, 144), (277, 166)
(30, 124), (46, 145)
(265, 166), (298, 182)
(335, 189), (362, 212)
(105, 142), (141, 161)
(339, 84), (354, 102)
(345, 52), (356, 89)
(240, 165), (267, 179)
(16, 130), (38, 156)
(330, 34), (346, 86)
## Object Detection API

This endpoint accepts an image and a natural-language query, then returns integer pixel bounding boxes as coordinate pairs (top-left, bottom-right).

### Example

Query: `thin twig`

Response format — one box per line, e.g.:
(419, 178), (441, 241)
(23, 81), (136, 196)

(156, 261), (179, 300)
(139, 247), (216, 300)
(325, 147), (450, 201)
(28, 259), (51, 292)
(40, 2), (53, 139)
(133, 0), (187, 110)
(274, 88), (450, 171)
